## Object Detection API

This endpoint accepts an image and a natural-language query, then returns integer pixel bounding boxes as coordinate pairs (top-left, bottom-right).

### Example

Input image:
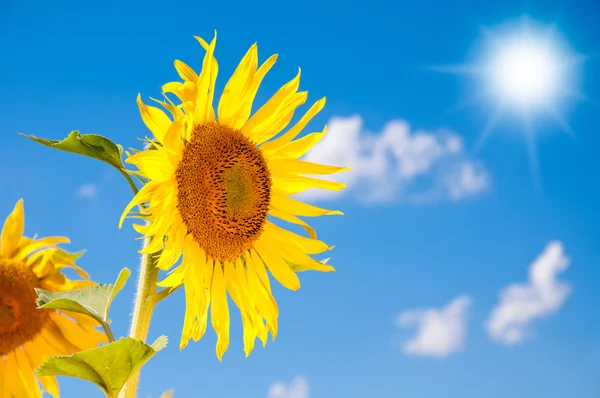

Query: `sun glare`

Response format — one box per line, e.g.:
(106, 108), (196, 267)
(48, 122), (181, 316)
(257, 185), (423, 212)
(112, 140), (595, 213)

(428, 16), (586, 186)
(488, 38), (562, 107)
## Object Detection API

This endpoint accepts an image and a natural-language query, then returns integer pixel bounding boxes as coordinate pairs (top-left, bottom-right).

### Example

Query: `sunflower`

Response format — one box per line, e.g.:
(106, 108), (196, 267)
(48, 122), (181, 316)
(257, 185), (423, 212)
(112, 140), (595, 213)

(120, 32), (347, 360)
(0, 200), (106, 397)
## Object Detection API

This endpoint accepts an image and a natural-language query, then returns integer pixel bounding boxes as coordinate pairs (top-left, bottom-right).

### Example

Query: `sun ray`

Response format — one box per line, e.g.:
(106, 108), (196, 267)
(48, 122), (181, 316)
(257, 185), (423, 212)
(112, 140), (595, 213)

(542, 103), (575, 137)
(423, 64), (484, 75)
(556, 86), (588, 102)
(474, 103), (505, 153)
(522, 109), (541, 190)
(428, 16), (587, 184)
(442, 93), (492, 116)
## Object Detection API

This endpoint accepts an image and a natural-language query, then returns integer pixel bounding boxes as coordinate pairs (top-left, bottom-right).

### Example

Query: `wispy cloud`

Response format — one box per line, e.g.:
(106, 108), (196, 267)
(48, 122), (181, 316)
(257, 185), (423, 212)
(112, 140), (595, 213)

(395, 295), (472, 358)
(75, 183), (98, 199)
(443, 161), (490, 200)
(299, 116), (490, 203)
(268, 376), (309, 398)
(485, 241), (571, 345)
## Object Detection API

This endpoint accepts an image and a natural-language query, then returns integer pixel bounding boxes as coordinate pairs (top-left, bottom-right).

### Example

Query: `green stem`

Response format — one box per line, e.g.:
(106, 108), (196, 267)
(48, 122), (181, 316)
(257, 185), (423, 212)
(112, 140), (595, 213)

(101, 322), (116, 343)
(118, 236), (159, 398)
(120, 170), (140, 195)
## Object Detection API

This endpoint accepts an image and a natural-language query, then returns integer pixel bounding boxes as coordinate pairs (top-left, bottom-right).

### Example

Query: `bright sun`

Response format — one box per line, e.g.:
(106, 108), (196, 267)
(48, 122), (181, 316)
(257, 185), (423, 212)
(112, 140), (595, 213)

(428, 16), (586, 185)
(488, 38), (562, 107)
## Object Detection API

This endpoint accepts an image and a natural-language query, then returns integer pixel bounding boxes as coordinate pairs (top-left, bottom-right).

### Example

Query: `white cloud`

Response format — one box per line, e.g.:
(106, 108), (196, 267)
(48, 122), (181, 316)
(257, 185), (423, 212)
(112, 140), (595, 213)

(443, 161), (490, 200)
(395, 295), (471, 358)
(268, 376), (309, 398)
(299, 115), (489, 203)
(485, 241), (571, 345)
(75, 183), (97, 199)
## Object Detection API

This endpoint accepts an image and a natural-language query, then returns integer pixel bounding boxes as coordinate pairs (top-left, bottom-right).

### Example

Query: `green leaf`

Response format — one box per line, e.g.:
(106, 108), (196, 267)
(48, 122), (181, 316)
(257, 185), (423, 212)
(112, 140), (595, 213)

(36, 336), (168, 398)
(106, 267), (130, 319)
(35, 268), (131, 326)
(20, 131), (126, 172)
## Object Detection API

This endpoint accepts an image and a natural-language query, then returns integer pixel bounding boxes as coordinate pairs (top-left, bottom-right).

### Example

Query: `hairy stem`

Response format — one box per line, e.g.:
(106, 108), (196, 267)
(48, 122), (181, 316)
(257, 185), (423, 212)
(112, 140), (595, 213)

(118, 236), (158, 398)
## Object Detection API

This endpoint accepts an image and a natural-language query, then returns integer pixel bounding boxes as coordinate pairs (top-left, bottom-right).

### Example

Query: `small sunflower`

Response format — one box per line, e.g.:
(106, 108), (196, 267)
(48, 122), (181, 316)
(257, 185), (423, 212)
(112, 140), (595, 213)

(121, 32), (347, 360)
(0, 200), (106, 397)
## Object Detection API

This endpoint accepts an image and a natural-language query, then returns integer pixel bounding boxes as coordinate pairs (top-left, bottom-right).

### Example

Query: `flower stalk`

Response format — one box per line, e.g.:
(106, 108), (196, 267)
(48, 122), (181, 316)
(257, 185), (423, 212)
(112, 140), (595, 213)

(118, 236), (159, 398)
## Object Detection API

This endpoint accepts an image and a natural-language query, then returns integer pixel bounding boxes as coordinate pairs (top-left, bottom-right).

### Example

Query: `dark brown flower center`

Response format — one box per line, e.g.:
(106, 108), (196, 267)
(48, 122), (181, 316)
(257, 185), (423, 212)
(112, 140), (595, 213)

(0, 258), (49, 355)
(175, 122), (271, 262)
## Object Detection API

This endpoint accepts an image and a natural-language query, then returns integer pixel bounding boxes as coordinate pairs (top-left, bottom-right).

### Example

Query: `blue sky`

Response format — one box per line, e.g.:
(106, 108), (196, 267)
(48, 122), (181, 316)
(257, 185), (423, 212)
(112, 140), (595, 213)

(1, 0), (600, 397)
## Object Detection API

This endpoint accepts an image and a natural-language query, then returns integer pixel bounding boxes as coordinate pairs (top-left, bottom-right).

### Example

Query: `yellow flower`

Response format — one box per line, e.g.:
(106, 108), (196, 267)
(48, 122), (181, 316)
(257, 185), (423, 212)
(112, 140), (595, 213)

(121, 32), (348, 360)
(0, 200), (106, 397)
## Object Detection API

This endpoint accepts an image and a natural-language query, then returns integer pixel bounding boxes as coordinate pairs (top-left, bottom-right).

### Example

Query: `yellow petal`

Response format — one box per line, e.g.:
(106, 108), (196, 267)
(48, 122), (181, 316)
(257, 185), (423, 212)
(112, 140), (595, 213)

(241, 69), (301, 140)
(39, 327), (79, 354)
(273, 241), (335, 273)
(264, 221), (331, 254)
(194, 32), (218, 124)
(174, 59), (199, 82)
(180, 236), (203, 349)
(162, 119), (185, 163)
(271, 174), (346, 195)
(119, 181), (160, 228)
(245, 253), (278, 336)
(255, 315), (269, 346)
(1, 355), (17, 397)
(0, 358), (8, 397)
(268, 207), (316, 239)
(14, 237), (66, 263)
(253, 92), (309, 145)
(51, 312), (106, 350)
(261, 97), (326, 152)
(137, 94), (172, 143)
(150, 95), (181, 120)
(38, 376), (59, 398)
(210, 264), (230, 360)
(225, 261), (253, 323)
(22, 342), (60, 397)
(248, 250), (272, 293)
(270, 193), (343, 217)
(218, 43), (258, 126)
(224, 261), (257, 356)
(234, 259), (261, 355)
(163, 81), (197, 103)
(65, 311), (102, 329)
(157, 265), (186, 287)
(0, 199), (24, 257)
(29, 248), (54, 276)
(192, 245), (213, 342)
(156, 217), (185, 271)
(126, 149), (175, 182)
(254, 241), (300, 291)
(138, 206), (178, 254)
(227, 54), (278, 130)
(180, 289), (195, 348)
(13, 349), (42, 398)
(269, 158), (349, 176)
(269, 128), (327, 159)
